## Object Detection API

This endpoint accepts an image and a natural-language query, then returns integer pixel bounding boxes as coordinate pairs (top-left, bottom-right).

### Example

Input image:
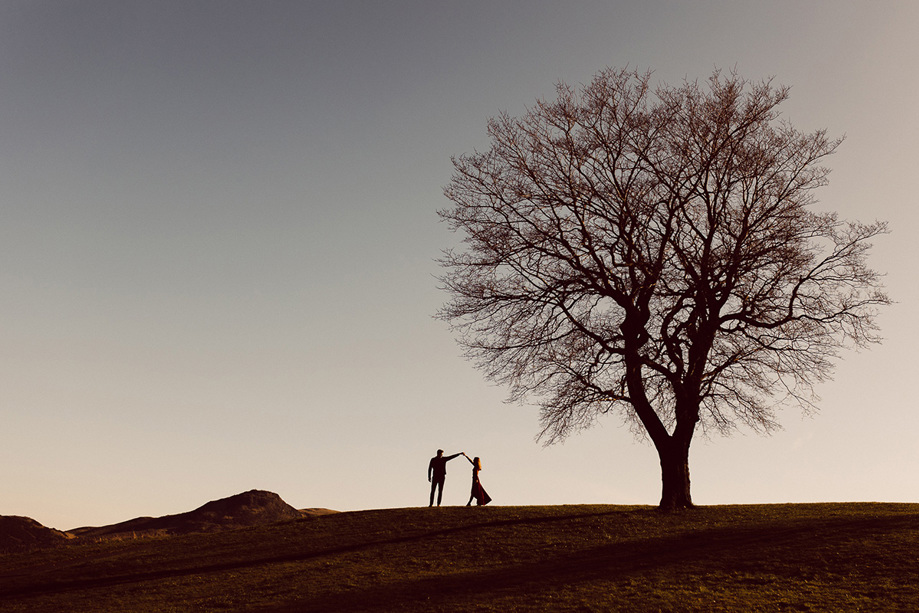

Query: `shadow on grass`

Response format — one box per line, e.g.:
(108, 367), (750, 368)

(0, 509), (619, 600)
(3, 507), (917, 611)
(271, 512), (919, 612)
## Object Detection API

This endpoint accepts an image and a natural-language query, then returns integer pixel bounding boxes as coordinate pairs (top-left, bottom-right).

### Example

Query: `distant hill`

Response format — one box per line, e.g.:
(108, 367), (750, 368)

(0, 492), (335, 553)
(0, 516), (73, 552)
(0, 490), (338, 551)
(70, 490), (335, 539)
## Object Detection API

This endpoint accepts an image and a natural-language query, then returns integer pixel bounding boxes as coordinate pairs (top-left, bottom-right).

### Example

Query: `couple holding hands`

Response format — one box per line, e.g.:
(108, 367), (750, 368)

(427, 449), (492, 507)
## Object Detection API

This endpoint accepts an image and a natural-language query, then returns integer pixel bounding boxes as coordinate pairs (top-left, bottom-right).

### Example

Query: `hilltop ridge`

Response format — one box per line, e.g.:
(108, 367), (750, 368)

(0, 516), (74, 553)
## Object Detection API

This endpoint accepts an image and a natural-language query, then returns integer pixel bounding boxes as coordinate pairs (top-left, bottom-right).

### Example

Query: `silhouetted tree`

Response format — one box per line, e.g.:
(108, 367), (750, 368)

(438, 68), (890, 510)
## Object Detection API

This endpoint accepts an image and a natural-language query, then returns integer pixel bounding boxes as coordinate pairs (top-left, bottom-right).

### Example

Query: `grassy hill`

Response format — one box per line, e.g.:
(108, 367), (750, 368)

(67, 490), (313, 540)
(1, 503), (917, 612)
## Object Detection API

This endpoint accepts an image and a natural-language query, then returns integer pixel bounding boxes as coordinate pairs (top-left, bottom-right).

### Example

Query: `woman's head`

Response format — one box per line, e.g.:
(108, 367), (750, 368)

(473, 457), (482, 470)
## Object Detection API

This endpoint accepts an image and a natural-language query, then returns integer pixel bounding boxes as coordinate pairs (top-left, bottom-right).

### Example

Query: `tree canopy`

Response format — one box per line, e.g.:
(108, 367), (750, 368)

(438, 68), (890, 510)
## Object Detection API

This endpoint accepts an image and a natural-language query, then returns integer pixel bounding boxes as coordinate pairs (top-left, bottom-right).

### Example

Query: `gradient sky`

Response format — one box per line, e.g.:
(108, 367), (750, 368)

(1, 1), (917, 530)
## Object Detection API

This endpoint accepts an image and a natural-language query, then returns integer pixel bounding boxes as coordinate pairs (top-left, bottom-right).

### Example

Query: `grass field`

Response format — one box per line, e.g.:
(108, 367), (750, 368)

(1, 503), (917, 611)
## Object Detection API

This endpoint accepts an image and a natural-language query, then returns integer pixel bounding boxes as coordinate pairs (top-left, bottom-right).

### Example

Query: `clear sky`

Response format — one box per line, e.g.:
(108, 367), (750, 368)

(1, 1), (916, 530)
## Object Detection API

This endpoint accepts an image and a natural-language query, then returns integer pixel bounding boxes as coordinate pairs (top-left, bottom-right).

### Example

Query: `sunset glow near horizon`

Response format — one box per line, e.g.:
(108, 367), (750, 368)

(1, 1), (917, 530)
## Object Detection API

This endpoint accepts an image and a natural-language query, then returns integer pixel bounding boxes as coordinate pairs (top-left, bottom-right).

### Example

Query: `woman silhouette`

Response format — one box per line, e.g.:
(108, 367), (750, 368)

(462, 453), (492, 506)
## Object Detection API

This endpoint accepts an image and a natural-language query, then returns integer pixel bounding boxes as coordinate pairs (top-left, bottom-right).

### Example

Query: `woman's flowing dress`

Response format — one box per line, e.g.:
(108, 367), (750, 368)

(470, 467), (492, 506)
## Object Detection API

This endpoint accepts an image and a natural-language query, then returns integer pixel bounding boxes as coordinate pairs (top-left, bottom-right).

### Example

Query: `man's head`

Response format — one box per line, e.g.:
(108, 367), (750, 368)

(436, 449), (444, 457)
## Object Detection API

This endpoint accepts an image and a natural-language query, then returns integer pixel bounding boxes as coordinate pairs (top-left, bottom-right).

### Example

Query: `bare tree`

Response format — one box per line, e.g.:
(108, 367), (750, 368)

(438, 68), (890, 510)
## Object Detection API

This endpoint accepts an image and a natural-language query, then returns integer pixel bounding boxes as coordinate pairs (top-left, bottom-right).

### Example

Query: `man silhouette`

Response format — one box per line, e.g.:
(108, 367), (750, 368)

(428, 449), (462, 506)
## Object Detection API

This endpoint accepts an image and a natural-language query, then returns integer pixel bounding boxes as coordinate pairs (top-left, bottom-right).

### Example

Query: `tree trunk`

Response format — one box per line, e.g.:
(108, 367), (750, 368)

(657, 439), (693, 511)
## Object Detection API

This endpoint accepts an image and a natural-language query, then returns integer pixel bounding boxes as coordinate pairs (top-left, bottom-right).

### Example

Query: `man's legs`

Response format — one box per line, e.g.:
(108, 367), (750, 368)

(430, 477), (445, 506)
